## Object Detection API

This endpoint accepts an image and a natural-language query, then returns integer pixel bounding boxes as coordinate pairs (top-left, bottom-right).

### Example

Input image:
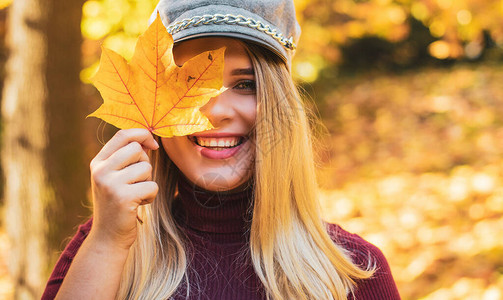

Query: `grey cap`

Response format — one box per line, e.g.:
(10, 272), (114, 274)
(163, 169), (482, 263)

(150, 0), (301, 68)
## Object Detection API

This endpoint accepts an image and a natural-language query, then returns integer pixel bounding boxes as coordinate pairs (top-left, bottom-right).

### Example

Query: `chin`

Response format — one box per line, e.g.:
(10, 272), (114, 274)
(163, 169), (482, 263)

(162, 137), (255, 192)
(184, 167), (253, 192)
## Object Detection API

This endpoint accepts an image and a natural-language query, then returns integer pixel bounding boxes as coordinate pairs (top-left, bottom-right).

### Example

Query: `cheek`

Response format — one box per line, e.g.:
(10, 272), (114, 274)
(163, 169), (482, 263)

(241, 97), (257, 128)
(161, 137), (203, 182)
(249, 105), (257, 125)
(161, 137), (188, 165)
(161, 137), (176, 154)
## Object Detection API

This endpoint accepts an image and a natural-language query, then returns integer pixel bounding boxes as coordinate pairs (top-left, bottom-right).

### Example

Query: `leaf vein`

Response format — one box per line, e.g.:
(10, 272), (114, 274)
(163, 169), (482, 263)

(104, 50), (151, 128)
(97, 113), (148, 128)
(152, 52), (221, 128)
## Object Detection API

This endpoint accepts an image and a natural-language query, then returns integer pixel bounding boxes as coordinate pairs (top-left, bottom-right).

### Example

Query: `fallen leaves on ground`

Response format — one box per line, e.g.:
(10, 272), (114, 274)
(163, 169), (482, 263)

(317, 63), (503, 300)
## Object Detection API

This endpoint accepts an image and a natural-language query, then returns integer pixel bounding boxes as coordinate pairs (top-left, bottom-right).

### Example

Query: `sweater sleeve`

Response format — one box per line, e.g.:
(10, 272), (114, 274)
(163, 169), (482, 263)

(326, 223), (401, 300)
(41, 218), (93, 300)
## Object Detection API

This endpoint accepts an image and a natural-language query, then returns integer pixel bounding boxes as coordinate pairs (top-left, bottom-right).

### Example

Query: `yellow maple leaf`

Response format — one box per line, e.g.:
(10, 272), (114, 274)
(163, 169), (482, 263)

(88, 13), (226, 137)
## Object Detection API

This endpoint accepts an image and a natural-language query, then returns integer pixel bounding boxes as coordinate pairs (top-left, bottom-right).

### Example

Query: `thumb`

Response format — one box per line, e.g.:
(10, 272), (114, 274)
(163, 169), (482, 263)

(140, 132), (159, 151)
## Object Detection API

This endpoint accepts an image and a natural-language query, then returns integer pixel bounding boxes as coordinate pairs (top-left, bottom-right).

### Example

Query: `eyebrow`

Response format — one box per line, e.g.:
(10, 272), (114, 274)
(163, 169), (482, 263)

(230, 68), (254, 76)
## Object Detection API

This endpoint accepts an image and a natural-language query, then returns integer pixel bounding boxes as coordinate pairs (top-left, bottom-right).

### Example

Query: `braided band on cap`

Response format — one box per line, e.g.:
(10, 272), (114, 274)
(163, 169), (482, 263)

(166, 14), (296, 50)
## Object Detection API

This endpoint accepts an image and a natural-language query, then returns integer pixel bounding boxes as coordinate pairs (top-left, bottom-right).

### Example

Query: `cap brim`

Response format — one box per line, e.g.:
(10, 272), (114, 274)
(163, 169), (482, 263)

(173, 31), (287, 63)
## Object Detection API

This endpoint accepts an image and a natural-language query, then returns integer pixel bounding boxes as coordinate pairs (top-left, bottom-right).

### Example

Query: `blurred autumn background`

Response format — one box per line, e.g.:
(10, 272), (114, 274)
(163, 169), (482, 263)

(0, 0), (502, 299)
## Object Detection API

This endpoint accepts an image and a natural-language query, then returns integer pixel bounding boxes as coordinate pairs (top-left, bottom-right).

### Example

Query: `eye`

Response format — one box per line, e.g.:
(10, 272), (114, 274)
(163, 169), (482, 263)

(233, 80), (256, 94)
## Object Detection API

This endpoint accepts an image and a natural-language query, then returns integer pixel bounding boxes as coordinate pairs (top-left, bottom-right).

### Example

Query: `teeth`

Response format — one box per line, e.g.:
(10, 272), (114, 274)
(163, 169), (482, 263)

(194, 137), (242, 147)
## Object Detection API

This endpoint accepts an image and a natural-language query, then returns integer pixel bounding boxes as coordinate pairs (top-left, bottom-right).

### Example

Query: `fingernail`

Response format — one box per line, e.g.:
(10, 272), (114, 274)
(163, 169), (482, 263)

(154, 139), (159, 149)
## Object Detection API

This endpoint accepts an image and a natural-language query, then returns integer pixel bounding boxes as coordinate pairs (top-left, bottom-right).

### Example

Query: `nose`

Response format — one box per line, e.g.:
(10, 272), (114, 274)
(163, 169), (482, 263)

(199, 91), (234, 127)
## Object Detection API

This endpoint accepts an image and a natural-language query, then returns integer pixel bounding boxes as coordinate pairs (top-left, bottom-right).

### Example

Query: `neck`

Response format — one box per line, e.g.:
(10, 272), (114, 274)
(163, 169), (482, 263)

(173, 174), (255, 242)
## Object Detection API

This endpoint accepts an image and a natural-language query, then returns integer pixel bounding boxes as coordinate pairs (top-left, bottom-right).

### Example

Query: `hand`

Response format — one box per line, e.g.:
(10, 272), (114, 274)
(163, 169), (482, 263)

(89, 128), (159, 250)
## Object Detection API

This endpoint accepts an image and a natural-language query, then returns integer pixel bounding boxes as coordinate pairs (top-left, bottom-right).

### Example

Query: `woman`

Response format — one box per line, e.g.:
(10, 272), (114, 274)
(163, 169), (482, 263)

(42, 0), (400, 299)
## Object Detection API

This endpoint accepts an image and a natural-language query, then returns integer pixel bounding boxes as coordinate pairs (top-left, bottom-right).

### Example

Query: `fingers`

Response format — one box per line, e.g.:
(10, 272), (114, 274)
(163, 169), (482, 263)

(117, 161), (153, 184)
(111, 181), (158, 206)
(128, 181), (158, 205)
(88, 130), (160, 248)
(94, 129), (159, 162)
(106, 141), (150, 171)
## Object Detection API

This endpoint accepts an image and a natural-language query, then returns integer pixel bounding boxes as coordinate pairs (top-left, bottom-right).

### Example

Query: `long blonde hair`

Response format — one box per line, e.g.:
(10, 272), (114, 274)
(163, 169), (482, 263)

(116, 42), (374, 300)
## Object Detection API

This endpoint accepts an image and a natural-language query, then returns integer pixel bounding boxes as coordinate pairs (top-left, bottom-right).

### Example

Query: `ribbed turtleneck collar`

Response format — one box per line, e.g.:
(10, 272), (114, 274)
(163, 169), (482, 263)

(173, 175), (254, 241)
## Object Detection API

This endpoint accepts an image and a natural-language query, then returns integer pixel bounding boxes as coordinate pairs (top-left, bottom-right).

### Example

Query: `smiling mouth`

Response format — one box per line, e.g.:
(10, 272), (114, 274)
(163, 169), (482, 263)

(188, 136), (246, 150)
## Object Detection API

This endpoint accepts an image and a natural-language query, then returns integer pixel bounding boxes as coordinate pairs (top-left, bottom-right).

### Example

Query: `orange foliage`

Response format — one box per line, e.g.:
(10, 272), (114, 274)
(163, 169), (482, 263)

(316, 63), (503, 299)
(296, 0), (503, 58)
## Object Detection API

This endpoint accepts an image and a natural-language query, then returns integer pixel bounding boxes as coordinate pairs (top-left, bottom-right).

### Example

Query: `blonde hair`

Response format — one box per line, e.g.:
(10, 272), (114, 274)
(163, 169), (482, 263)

(116, 42), (374, 300)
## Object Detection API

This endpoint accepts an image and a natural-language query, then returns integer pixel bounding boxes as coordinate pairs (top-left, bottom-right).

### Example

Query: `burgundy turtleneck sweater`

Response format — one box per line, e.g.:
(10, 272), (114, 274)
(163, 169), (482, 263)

(42, 176), (400, 299)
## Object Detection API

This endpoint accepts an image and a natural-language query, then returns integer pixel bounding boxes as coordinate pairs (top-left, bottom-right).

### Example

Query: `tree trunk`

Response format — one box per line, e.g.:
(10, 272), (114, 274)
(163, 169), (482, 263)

(1, 0), (87, 298)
